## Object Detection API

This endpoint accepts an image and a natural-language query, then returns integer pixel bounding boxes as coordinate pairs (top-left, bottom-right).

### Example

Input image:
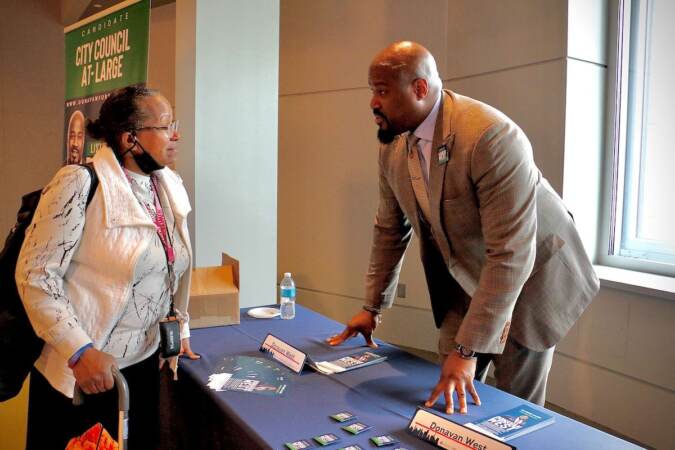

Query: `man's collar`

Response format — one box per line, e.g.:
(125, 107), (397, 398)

(412, 92), (442, 142)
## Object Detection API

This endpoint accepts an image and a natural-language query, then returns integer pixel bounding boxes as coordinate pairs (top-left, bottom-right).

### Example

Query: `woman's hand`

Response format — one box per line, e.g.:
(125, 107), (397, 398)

(72, 347), (118, 394)
(179, 337), (200, 360)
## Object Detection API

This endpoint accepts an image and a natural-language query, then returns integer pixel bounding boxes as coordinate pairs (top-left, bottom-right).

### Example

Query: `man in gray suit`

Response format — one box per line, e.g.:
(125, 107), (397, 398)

(328, 41), (599, 413)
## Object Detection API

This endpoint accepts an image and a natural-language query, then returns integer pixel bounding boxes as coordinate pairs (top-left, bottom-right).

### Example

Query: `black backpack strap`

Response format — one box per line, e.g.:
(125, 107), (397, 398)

(81, 163), (99, 207)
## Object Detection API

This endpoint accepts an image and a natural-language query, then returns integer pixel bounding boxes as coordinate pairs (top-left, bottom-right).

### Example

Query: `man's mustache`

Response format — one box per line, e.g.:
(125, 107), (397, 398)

(373, 109), (391, 128)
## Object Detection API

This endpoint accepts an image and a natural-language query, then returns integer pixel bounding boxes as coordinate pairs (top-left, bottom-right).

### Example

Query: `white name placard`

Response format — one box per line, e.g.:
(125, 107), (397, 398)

(260, 334), (307, 373)
(407, 408), (515, 450)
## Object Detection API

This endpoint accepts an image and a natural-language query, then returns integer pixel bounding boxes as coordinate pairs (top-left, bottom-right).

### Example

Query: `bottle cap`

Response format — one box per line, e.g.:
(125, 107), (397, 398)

(284, 272), (292, 278)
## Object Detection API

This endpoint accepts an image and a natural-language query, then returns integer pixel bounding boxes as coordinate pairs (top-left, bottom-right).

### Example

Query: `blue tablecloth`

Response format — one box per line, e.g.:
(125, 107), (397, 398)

(163, 305), (641, 450)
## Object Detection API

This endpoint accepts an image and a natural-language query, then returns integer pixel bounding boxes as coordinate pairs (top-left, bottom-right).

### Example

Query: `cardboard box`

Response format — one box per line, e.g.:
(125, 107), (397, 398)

(188, 253), (240, 328)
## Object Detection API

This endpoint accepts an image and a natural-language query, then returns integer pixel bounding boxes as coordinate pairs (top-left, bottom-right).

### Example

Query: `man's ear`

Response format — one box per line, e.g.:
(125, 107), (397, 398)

(413, 78), (429, 100)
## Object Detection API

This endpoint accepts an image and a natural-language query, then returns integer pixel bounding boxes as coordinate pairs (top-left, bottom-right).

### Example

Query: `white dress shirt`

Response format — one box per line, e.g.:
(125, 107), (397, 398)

(411, 93), (442, 187)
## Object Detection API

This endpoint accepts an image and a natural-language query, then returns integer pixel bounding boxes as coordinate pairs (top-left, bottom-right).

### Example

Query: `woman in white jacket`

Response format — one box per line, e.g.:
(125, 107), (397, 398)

(16, 86), (199, 450)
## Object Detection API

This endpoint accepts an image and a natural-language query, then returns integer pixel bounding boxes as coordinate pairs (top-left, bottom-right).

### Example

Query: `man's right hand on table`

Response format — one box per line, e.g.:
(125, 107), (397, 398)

(72, 347), (118, 394)
(326, 309), (380, 348)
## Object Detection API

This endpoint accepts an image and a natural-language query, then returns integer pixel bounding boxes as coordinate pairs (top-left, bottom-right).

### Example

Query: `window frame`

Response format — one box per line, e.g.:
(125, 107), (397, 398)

(599, 0), (675, 277)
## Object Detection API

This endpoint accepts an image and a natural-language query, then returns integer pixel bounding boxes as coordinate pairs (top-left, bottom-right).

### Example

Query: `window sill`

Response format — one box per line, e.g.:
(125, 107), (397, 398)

(594, 265), (675, 300)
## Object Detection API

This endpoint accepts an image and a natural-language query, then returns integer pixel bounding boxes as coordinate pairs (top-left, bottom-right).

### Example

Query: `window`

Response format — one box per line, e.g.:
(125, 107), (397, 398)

(601, 0), (675, 276)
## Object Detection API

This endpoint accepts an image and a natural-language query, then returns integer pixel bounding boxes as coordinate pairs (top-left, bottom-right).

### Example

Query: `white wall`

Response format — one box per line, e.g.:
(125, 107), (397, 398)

(177, 0), (279, 307)
(278, 1), (674, 448)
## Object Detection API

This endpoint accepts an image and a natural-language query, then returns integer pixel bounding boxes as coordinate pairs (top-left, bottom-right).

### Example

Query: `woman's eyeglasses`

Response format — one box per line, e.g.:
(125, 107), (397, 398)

(136, 120), (180, 136)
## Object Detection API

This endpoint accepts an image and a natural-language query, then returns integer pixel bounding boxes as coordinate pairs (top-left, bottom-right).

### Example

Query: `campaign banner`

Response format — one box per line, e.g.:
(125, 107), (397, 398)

(63, 0), (149, 164)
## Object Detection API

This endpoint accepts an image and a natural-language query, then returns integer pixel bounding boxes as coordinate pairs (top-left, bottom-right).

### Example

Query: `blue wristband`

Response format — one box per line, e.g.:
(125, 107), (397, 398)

(68, 343), (93, 368)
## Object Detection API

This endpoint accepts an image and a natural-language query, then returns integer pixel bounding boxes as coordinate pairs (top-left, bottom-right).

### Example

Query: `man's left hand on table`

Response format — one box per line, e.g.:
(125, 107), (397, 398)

(425, 351), (481, 414)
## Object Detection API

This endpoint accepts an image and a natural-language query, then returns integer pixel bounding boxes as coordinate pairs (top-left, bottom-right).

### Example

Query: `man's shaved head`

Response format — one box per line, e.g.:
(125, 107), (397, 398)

(370, 41), (441, 90)
(368, 41), (442, 143)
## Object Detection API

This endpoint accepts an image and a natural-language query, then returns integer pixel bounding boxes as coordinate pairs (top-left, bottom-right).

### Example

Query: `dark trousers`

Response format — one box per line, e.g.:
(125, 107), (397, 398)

(26, 351), (160, 450)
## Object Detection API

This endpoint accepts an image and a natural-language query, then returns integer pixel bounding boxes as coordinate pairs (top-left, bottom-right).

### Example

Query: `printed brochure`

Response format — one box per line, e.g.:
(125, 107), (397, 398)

(309, 351), (387, 374)
(465, 404), (554, 441)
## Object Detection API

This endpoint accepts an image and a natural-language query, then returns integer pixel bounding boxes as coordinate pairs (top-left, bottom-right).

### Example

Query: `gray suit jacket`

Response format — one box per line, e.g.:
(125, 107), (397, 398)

(365, 90), (599, 353)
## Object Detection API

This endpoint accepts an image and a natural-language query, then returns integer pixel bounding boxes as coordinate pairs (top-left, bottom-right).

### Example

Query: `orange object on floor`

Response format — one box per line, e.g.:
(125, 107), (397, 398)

(65, 422), (119, 450)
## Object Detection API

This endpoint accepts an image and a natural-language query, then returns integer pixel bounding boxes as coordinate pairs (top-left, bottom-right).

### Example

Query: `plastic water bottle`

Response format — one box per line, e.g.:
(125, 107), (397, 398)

(280, 272), (296, 320)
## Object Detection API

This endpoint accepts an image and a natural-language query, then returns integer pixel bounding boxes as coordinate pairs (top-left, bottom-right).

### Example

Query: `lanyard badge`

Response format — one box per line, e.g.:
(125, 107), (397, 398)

(149, 177), (181, 357)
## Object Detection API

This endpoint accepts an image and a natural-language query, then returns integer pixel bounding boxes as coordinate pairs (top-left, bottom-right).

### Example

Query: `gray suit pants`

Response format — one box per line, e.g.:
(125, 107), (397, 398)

(439, 311), (555, 406)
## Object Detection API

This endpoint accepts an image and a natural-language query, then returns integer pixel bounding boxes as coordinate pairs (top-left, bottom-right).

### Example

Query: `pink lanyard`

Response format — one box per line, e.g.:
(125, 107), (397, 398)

(125, 171), (177, 317)
(149, 177), (175, 265)
(124, 171), (176, 275)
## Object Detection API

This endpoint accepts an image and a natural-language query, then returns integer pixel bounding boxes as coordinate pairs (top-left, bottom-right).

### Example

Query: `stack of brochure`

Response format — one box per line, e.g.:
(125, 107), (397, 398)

(310, 350), (387, 375)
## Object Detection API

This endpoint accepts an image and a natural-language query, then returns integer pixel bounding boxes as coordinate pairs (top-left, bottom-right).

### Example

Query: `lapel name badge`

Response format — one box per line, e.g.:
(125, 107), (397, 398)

(438, 133), (455, 165)
(437, 145), (449, 165)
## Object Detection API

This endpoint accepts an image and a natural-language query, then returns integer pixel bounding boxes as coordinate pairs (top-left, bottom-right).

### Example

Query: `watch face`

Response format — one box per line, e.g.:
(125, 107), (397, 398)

(457, 345), (474, 357)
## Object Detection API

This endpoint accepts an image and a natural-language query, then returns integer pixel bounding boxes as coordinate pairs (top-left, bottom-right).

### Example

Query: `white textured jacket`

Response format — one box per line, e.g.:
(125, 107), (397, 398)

(16, 146), (193, 397)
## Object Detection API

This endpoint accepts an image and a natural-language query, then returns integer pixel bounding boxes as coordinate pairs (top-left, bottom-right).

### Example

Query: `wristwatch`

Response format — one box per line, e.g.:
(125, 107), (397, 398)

(454, 344), (477, 359)
(362, 305), (381, 315)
